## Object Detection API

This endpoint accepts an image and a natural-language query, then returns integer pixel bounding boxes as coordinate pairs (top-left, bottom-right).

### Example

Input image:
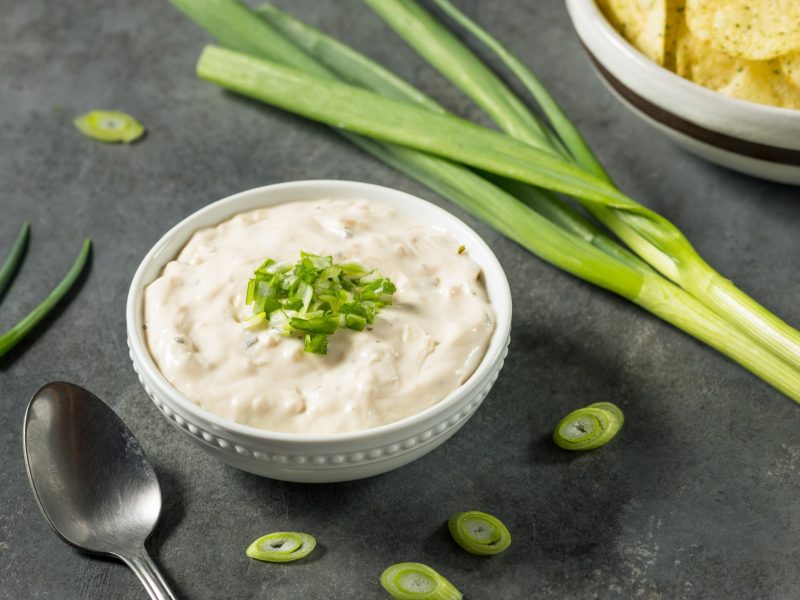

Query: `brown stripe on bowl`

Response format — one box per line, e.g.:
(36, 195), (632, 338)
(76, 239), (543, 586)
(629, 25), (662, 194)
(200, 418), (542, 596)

(584, 47), (800, 167)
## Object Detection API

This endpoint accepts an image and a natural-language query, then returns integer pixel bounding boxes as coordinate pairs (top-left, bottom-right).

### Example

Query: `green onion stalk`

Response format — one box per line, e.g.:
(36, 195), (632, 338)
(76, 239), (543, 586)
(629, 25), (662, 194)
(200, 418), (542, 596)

(363, 0), (800, 373)
(166, 0), (800, 402)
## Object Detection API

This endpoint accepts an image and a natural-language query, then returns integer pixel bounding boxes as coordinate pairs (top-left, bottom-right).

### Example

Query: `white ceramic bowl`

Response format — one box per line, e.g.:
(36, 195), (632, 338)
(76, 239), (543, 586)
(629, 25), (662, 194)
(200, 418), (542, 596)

(127, 180), (511, 483)
(566, 0), (800, 185)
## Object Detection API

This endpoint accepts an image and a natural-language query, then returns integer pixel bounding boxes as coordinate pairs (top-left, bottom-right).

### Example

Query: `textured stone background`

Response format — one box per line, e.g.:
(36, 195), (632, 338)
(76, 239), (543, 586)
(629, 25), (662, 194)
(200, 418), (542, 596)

(2, 1), (799, 598)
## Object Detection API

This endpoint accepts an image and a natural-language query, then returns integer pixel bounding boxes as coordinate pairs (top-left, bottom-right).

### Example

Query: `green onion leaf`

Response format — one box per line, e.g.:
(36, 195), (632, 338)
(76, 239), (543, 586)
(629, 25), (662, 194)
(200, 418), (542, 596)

(243, 311), (266, 330)
(289, 315), (338, 335)
(380, 563), (462, 600)
(364, 0), (556, 153)
(195, 46), (628, 209)
(261, 296), (282, 315)
(268, 309), (290, 333)
(427, 0), (608, 178)
(245, 532), (316, 563)
(245, 278), (256, 305)
(301, 251), (332, 270)
(0, 222), (30, 301)
(304, 333), (328, 354)
(345, 313), (367, 331)
(341, 262), (366, 276)
(255, 257), (276, 273)
(448, 511), (511, 556)
(319, 265), (342, 280)
(0, 239), (91, 359)
(553, 404), (623, 451)
(73, 110), (145, 143)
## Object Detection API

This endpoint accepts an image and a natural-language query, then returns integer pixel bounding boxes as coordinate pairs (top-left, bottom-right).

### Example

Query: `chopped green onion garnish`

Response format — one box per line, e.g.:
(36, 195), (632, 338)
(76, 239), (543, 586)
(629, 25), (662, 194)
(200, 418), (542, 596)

(243, 311), (266, 329)
(380, 563), (462, 600)
(553, 403), (624, 451)
(244, 251), (395, 354)
(0, 239), (91, 359)
(448, 511), (511, 556)
(303, 333), (328, 354)
(0, 222), (30, 300)
(73, 110), (145, 143)
(245, 532), (316, 563)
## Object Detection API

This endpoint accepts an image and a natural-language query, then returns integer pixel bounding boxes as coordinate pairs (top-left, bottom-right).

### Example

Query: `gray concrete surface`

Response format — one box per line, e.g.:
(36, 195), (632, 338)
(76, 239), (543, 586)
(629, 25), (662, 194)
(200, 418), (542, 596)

(2, 0), (799, 598)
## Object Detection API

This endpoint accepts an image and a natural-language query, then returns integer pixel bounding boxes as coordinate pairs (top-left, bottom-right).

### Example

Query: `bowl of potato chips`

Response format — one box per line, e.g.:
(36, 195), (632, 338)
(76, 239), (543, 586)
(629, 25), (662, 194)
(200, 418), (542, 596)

(567, 0), (800, 184)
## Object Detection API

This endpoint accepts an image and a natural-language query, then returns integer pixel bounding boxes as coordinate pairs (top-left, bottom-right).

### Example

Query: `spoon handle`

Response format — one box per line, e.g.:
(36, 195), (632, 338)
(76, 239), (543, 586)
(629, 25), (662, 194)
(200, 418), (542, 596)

(122, 547), (178, 600)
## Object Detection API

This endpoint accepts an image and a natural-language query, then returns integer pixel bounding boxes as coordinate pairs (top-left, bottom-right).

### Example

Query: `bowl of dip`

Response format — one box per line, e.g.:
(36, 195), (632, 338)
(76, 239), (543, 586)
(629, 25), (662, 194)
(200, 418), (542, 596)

(127, 180), (511, 482)
(566, 0), (800, 184)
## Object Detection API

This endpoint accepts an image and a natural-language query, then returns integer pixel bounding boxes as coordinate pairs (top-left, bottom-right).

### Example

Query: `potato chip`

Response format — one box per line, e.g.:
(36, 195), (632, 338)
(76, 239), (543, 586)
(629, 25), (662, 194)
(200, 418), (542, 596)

(675, 16), (739, 85)
(781, 53), (800, 89)
(675, 22), (800, 109)
(662, 0), (686, 71)
(597, 0), (800, 108)
(685, 0), (800, 61)
(597, 0), (668, 64)
(719, 61), (800, 109)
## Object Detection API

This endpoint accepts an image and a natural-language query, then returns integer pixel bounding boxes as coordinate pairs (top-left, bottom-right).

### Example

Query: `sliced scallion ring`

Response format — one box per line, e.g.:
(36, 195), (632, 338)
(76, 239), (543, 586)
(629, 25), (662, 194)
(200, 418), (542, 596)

(245, 531), (316, 563)
(73, 110), (145, 143)
(380, 563), (462, 600)
(553, 404), (623, 451)
(589, 401), (625, 426)
(448, 511), (511, 556)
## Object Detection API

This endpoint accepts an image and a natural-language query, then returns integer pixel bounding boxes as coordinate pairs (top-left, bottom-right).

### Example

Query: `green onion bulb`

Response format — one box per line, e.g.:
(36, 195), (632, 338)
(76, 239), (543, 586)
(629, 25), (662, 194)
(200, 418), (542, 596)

(73, 110), (145, 143)
(553, 403), (624, 451)
(448, 511), (511, 556)
(380, 563), (462, 600)
(245, 532), (316, 563)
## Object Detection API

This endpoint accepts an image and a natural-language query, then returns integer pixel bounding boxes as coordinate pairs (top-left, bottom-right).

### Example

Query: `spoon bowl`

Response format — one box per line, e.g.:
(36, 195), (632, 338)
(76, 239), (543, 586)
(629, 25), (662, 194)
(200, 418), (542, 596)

(23, 382), (177, 599)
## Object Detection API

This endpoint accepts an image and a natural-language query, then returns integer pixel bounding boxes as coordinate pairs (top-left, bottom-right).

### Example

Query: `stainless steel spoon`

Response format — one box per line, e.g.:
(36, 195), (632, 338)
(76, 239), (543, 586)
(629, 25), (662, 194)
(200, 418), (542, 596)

(23, 381), (177, 600)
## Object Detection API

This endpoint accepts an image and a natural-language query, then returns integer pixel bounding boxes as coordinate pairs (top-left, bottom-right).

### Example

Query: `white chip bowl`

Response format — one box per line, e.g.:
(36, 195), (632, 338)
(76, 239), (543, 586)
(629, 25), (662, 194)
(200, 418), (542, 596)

(566, 0), (800, 185)
(127, 180), (512, 483)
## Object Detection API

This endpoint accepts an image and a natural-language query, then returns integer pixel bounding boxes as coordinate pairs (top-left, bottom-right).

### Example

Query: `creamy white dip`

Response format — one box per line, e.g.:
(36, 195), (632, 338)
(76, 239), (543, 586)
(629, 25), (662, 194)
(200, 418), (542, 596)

(144, 199), (495, 434)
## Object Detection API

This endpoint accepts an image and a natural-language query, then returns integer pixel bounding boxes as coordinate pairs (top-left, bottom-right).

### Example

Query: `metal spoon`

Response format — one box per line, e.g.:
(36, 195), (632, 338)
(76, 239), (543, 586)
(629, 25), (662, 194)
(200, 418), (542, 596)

(23, 381), (177, 600)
